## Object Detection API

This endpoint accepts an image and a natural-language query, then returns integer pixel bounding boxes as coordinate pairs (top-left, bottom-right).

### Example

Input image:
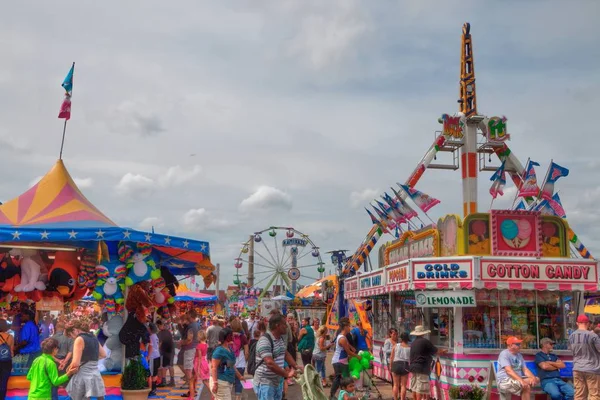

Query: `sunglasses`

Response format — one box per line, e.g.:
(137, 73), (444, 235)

(513, 343), (521, 347)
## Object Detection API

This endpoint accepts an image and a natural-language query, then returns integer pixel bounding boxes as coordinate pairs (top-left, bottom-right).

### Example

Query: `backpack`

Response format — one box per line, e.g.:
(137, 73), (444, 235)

(247, 333), (274, 376)
(0, 335), (11, 362)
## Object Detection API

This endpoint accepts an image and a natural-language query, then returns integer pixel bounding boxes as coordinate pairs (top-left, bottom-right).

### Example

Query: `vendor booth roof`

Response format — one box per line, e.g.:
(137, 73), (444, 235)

(296, 275), (337, 298)
(0, 160), (213, 276)
(174, 291), (217, 302)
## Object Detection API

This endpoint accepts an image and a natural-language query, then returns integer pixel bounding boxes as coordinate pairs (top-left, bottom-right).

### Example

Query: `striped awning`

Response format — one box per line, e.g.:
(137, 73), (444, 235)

(477, 281), (597, 291)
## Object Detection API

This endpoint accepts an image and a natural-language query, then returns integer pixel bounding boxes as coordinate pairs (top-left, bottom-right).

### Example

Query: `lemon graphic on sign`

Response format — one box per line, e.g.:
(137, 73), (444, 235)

(416, 293), (426, 306)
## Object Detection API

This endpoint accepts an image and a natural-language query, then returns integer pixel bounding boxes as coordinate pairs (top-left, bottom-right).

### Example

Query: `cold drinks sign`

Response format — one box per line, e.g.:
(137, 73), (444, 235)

(412, 259), (473, 282)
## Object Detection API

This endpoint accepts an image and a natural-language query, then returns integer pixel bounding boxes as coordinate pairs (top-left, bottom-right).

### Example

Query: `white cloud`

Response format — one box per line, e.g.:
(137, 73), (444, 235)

(239, 186), (293, 212)
(183, 208), (234, 232)
(157, 165), (202, 187)
(115, 173), (155, 197)
(115, 165), (202, 197)
(73, 177), (94, 188)
(349, 188), (379, 208)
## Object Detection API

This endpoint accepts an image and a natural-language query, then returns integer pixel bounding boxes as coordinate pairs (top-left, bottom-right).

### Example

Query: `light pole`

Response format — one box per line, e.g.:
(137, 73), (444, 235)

(328, 249), (349, 320)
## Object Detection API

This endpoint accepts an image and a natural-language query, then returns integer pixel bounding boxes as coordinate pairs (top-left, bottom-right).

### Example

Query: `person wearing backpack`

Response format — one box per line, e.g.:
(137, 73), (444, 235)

(251, 314), (301, 400)
(0, 319), (14, 400)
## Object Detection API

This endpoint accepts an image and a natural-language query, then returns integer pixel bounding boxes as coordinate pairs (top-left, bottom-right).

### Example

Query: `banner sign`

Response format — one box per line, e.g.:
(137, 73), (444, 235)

(359, 270), (385, 290)
(387, 263), (409, 284)
(412, 259), (473, 282)
(415, 290), (476, 308)
(282, 238), (308, 247)
(345, 277), (359, 293)
(480, 259), (598, 283)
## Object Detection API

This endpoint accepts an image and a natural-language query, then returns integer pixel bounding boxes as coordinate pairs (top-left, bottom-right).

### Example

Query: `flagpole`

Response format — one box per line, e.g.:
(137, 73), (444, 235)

(530, 159), (552, 210)
(58, 62), (75, 160)
(510, 158), (529, 209)
(59, 119), (68, 160)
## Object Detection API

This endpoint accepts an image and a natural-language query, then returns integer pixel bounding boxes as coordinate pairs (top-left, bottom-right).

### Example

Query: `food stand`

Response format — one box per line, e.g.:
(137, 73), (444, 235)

(344, 211), (599, 398)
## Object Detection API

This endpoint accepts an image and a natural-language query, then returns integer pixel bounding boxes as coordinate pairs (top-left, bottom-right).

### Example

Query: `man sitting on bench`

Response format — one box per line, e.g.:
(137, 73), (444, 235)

(535, 338), (574, 400)
(496, 336), (540, 399)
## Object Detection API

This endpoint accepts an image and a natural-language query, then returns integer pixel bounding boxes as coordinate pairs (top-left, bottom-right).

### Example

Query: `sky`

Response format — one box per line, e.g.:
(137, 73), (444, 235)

(1, 1), (599, 290)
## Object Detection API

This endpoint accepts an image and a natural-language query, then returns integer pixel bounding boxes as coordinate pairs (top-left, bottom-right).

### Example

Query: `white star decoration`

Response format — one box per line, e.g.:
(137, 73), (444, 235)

(200, 244), (207, 251)
(96, 229), (105, 238)
(144, 233), (152, 242)
(164, 237), (171, 245)
(40, 231), (50, 239)
(68, 230), (78, 239)
(183, 240), (189, 248)
(123, 230), (131, 239)
(12, 231), (21, 240)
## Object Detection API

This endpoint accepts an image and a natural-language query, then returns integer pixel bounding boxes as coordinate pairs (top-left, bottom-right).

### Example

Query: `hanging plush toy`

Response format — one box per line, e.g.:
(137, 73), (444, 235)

(203, 272), (216, 288)
(92, 254), (127, 316)
(79, 252), (99, 290)
(119, 242), (160, 286)
(47, 251), (81, 298)
(151, 277), (174, 307)
(0, 253), (21, 294)
(160, 266), (178, 298)
(11, 249), (48, 292)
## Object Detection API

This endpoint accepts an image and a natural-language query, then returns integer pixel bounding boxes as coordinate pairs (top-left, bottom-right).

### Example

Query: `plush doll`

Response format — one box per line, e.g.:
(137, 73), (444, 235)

(125, 283), (153, 314)
(160, 266), (178, 298)
(203, 272), (216, 288)
(119, 242), (160, 286)
(99, 314), (124, 372)
(47, 251), (81, 297)
(151, 277), (174, 307)
(92, 258), (127, 315)
(0, 253), (21, 294)
(79, 253), (99, 290)
(11, 249), (48, 292)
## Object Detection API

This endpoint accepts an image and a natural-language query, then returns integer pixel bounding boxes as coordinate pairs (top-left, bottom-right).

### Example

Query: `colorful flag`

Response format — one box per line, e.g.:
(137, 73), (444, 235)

(371, 204), (395, 228)
(62, 64), (74, 93)
(376, 199), (403, 224)
(382, 193), (407, 223)
(548, 193), (566, 218)
(517, 159), (540, 198)
(489, 161), (506, 199)
(389, 188), (419, 219)
(398, 184), (441, 213)
(58, 63), (74, 120)
(514, 200), (526, 210)
(365, 208), (380, 225)
(540, 162), (569, 200)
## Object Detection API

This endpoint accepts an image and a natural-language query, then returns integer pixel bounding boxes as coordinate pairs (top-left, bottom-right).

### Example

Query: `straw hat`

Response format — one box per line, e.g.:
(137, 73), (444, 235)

(410, 325), (431, 336)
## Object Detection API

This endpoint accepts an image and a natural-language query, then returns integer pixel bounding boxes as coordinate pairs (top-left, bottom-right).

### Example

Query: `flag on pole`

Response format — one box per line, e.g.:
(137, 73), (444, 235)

(514, 200), (527, 210)
(517, 159), (541, 198)
(376, 199), (403, 224)
(365, 208), (380, 225)
(371, 204), (395, 228)
(58, 63), (74, 120)
(535, 193), (566, 218)
(382, 193), (407, 223)
(389, 188), (419, 220)
(398, 184), (441, 213)
(489, 161), (506, 199)
(540, 162), (569, 200)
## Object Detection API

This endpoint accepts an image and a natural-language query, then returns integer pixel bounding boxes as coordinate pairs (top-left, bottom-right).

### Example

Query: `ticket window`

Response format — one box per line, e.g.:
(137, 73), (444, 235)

(426, 307), (452, 348)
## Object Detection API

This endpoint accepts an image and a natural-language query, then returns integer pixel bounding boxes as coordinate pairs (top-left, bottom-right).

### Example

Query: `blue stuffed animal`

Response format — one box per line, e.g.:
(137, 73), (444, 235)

(119, 242), (161, 286)
(92, 258), (127, 311)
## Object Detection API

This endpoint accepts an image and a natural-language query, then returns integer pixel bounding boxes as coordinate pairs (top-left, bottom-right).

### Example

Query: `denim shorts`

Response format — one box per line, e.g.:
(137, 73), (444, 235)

(254, 382), (283, 400)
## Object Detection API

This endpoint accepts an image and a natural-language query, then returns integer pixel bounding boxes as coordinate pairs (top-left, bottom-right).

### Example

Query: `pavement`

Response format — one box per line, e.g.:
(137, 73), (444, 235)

(167, 353), (400, 400)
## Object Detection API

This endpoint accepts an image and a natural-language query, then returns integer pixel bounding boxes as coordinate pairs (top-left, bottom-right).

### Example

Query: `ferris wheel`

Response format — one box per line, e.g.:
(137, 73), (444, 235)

(233, 226), (325, 297)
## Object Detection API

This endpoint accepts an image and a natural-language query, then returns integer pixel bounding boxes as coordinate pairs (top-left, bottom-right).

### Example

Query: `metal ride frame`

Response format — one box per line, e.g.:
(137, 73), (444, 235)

(233, 226), (325, 298)
(343, 22), (593, 276)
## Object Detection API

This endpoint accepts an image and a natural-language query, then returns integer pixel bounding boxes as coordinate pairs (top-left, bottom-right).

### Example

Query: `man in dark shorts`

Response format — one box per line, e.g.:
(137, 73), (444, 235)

(156, 320), (175, 387)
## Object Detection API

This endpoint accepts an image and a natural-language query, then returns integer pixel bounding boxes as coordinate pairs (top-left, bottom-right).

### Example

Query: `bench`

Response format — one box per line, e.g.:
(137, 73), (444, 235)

(488, 360), (573, 400)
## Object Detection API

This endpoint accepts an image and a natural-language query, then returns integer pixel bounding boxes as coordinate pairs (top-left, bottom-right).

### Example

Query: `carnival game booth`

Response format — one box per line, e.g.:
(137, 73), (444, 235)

(295, 275), (337, 326)
(0, 160), (215, 392)
(344, 211), (599, 399)
(174, 284), (218, 316)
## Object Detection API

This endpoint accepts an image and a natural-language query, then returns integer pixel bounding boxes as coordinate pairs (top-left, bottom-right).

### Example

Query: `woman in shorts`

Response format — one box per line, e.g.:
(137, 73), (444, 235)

(390, 332), (411, 400)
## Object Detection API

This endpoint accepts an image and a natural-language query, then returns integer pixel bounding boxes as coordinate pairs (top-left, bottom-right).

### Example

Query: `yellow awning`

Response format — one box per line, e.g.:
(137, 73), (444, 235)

(296, 275), (337, 298)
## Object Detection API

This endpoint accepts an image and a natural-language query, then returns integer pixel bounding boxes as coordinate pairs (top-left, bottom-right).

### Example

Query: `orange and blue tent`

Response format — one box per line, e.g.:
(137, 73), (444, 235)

(0, 160), (214, 276)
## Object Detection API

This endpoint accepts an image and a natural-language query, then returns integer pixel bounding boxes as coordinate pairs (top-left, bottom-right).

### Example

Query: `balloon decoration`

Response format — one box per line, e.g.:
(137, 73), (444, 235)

(349, 351), (374, 379)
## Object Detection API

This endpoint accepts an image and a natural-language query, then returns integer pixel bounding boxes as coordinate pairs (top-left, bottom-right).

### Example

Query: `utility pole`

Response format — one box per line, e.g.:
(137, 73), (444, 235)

(327, 250), (349, 320)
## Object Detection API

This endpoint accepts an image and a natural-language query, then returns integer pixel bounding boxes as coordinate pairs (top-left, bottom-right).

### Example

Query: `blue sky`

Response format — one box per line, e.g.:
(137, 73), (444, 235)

(0, 1), (599, 287)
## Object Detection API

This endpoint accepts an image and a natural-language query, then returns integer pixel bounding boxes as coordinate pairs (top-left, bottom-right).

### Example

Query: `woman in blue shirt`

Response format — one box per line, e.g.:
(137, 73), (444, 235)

(210, 328), (245, 400)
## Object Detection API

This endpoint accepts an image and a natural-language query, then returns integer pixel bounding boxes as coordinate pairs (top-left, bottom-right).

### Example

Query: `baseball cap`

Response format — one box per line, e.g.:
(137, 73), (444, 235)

(577, 315), (590, 323)
(540, 338), (555, 347)
(506, 336), (523, 346)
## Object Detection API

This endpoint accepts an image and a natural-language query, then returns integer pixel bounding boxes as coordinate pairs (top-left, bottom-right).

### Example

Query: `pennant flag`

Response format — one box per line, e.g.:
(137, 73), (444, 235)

(376, 199), (403, 223)
(382, 193), (407, 223)
(58, 63), (74, 120)
(365, 208), (380, 225)
(371, 204), (395, 228)
(398, 184), (441, 213)
(514, 200), (526, 211)
(517, 159), (541, 198)
(62, 64), (74, 93)
(489, 161), (506, 199)
(540, 162), (569, 200)
(548, 193), (566, 218)
(389, 187), (419, 219)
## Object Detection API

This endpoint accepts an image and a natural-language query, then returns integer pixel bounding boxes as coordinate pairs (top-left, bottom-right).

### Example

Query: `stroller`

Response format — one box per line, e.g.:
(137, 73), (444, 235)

(297, 364), (379, 400)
